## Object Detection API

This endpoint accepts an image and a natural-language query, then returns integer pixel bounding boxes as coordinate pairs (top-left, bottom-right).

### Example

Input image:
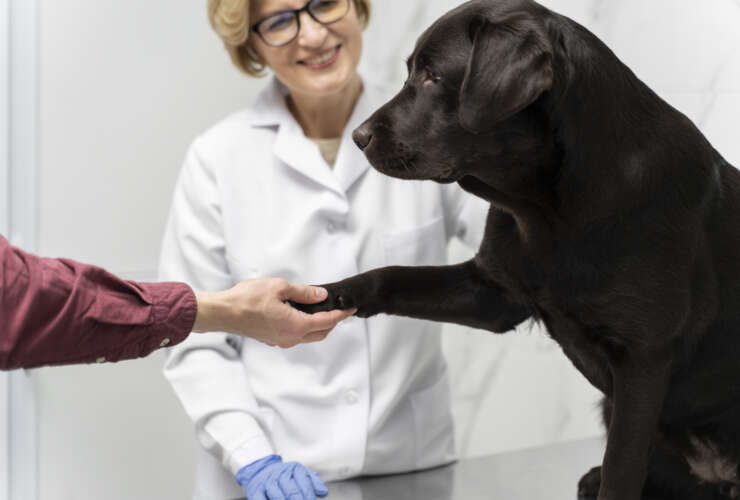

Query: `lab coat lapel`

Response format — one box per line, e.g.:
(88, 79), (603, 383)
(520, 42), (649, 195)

(273, 120), (344, 197)
(251, 78), (344, 197)
(333, 83), (375, 193)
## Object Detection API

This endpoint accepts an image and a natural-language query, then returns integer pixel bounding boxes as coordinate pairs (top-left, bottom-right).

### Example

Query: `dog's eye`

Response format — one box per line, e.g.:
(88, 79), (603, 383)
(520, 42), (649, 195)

(422, 68), (441, 86)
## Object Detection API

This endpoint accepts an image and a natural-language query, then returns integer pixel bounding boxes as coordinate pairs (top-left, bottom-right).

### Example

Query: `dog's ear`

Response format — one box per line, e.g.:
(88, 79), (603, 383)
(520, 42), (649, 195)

(459, 14), (554, 134)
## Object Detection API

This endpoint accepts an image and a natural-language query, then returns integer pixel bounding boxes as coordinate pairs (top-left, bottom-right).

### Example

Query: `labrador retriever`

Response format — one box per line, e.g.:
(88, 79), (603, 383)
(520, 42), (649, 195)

(294, 1), (740, 498)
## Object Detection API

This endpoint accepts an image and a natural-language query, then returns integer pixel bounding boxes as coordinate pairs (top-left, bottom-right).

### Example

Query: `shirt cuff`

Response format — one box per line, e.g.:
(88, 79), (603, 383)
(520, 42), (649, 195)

(146, 281), (198, 348)
(226, 435), (277, 476)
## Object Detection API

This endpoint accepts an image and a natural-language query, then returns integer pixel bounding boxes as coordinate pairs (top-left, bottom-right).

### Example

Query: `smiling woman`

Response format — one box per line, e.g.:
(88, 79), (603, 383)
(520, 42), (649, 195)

(208, 0), (370, 76)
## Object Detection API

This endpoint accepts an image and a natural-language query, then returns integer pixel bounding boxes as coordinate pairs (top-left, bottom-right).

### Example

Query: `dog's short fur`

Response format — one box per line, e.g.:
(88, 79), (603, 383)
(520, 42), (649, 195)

(295, 1), (740, 498)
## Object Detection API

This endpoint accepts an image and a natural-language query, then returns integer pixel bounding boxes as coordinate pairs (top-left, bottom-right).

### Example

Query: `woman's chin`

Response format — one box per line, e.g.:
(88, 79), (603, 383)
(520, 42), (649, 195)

(289, 63), (353, 93)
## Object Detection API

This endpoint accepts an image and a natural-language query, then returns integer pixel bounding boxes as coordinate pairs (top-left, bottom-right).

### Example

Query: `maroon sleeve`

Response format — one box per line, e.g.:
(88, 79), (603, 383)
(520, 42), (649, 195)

(0, 235), (197, 370)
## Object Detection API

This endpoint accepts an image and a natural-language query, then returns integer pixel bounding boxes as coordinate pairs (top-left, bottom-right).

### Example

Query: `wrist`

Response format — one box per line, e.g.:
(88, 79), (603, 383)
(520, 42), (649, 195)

(193, 291), (229, 333)
(236, 454), (282, 485)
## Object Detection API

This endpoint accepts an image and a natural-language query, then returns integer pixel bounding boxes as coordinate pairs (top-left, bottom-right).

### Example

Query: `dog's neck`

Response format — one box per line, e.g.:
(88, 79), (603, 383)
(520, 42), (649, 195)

(542, 15), (712, 229)
(458, 173), (561, 247)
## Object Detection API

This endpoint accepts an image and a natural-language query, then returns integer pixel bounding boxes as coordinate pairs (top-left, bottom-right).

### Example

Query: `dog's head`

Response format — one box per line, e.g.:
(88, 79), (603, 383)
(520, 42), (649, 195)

(353, 0), (557, 186)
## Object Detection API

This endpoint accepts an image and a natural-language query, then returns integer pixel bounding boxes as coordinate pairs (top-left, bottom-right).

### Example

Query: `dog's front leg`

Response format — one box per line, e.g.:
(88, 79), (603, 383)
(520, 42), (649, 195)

(293, 259), (530, 333)
(598, 348), (672, 500)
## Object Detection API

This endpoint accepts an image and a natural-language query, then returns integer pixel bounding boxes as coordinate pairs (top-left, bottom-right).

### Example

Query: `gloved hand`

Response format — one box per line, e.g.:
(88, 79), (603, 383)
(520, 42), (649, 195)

(236, 454), (329, 500)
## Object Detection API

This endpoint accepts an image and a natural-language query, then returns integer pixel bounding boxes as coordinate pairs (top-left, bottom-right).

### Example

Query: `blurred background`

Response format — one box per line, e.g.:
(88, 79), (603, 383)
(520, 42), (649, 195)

(1, 0), (738, 499)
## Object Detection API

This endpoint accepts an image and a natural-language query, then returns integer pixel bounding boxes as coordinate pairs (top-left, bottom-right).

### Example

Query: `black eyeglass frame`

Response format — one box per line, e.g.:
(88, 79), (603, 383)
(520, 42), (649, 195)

(250, 0), (350, 47)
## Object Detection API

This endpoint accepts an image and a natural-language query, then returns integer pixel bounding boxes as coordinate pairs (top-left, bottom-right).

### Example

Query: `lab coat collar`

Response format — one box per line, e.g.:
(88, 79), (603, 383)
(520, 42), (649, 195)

(248, 74), (383, 197)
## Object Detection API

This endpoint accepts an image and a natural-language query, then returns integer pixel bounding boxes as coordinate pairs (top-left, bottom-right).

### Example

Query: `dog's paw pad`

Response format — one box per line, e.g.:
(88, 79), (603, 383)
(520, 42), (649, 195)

(336, 295), (347, 308)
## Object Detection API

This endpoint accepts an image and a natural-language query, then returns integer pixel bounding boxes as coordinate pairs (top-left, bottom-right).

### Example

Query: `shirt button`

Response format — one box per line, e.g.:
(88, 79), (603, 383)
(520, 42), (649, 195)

(96, 357), (106, 363)
(344, 390), (359, 405)
(160, 338), (171, 347)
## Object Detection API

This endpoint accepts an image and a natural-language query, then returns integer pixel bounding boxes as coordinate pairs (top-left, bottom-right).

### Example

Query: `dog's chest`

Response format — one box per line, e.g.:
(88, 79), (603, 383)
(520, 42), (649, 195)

(481, 242), (618, 392)
(685, 435), (739, 496)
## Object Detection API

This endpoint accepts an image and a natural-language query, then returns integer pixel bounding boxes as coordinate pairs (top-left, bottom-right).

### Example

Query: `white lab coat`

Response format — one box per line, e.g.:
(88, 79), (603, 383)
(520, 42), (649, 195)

(160, 75), (489, 500)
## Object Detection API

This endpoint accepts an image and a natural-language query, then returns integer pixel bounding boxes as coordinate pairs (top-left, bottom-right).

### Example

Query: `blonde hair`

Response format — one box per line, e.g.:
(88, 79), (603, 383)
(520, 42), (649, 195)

(207, 0), (371, 77)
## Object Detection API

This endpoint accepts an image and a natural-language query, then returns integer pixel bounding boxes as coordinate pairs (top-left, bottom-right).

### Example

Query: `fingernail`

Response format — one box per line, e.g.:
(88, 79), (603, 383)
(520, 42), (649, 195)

(315, 287), (327, 299)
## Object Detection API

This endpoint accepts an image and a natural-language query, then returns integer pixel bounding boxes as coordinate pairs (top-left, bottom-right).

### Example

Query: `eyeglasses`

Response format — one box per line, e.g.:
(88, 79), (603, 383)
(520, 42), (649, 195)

(251, 0), (350, 47)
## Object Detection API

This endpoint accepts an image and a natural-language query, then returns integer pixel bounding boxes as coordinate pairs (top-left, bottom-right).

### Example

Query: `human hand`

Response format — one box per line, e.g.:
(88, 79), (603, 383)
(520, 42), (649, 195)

(193, 278), (356, 347)
(236, 455), (329, 500)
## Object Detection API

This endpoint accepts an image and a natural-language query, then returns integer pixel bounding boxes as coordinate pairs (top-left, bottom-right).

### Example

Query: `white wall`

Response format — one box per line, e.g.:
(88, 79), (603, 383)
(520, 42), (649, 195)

(0, 0), (9, 491)
(32, 1), (261, 499)
(28, 1), (740, 500)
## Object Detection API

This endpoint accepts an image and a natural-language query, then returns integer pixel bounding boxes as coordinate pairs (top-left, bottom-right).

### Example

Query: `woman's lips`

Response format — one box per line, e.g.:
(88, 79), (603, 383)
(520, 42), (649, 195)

(299, 45), (341, 69)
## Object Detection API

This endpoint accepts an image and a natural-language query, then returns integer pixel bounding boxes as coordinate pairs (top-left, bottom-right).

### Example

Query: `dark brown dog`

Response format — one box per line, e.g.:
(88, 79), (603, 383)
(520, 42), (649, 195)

(294, 1), (740, 498)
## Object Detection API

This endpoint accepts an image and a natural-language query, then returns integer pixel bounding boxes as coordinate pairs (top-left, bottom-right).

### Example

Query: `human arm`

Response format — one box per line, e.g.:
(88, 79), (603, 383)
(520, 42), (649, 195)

(0, 234), (195, 370)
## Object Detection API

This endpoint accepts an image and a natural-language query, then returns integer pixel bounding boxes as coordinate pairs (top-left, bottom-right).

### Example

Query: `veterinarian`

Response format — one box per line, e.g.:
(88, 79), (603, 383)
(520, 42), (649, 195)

(0, 233), (352, 371)
(160, 0), (489, 499)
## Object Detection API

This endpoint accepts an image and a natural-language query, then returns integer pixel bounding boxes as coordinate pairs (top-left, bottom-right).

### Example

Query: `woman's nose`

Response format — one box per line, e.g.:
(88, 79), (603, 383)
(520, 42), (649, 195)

(298, 12), (328, 47)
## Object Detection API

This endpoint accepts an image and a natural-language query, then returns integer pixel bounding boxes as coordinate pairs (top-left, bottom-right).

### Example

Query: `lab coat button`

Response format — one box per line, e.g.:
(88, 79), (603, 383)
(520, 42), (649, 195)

(160, 338), (171, 347)
(344, 390), (359, 405)
(327, 221), (336, 233)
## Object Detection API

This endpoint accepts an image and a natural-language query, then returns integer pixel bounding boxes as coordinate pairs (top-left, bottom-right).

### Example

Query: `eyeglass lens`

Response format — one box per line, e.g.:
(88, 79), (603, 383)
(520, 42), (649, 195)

(257, 0), (349, 46)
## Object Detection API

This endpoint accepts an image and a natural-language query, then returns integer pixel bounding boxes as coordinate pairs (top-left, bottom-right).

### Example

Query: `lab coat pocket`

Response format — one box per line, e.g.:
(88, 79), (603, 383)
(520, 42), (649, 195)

(410, 372), (456, 470)
(383, 216), (447, 267)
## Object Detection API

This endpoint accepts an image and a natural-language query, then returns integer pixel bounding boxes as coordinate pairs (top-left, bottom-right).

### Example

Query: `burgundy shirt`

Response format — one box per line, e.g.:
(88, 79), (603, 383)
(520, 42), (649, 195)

(0, 235), (197, 370)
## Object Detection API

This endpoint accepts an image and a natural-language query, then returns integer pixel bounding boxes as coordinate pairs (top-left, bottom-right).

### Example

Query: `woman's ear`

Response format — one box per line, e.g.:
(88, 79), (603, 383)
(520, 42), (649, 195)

(459, 14), (554, 134)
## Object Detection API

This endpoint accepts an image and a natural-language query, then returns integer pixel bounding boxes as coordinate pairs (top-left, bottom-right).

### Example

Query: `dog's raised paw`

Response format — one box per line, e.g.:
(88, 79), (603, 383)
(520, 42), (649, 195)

(289, 284), (359, 314)
(289, 300), (333, 314)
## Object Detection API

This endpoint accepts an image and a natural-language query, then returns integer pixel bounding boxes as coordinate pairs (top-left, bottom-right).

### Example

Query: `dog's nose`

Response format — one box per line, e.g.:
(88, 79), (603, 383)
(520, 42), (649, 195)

(352, 125), (373, 151)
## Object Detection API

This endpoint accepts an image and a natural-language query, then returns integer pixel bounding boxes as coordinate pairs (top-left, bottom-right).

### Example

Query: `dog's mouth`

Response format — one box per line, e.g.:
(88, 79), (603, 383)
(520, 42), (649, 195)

(369, 157), (460, 183)
(370, 156), (421, 180)
(432, 169), (460, 184)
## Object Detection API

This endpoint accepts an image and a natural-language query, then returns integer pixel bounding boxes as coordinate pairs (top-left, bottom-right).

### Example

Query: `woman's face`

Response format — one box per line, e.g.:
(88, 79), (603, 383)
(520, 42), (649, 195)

(249, 0), (364, 98)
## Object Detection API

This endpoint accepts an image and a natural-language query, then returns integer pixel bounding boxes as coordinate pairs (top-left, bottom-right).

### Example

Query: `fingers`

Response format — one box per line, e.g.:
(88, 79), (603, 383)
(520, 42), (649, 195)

(245, 478), (269, 500)
(308, 469), (329, 497)
(300, 329), (332, 343)
(248, 490), (268, 500)
(265, 478), (286, 500)
(278, 464), (301, 499)
(303, 308), (357, 333)
(293, 466), (315, 499)
(265, 465), (287, 500)
(282, 284), (328, 305)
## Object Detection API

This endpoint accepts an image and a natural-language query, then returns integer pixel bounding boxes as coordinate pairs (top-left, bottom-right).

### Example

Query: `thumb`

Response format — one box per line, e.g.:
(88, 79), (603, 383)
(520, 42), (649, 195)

(284, 284), (328, 305)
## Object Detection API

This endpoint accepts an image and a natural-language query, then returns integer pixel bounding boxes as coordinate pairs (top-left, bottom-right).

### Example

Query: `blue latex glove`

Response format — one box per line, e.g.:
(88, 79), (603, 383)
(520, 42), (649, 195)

(236, 454), (329, 500)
